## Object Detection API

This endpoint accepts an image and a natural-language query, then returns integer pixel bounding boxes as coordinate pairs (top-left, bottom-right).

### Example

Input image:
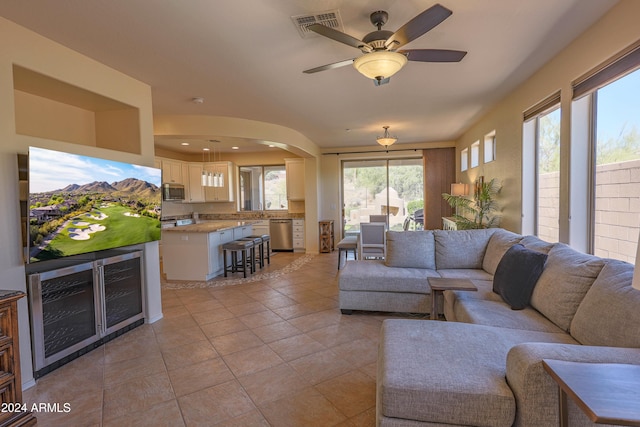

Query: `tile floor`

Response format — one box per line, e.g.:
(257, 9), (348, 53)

(23, 251), (423, 426)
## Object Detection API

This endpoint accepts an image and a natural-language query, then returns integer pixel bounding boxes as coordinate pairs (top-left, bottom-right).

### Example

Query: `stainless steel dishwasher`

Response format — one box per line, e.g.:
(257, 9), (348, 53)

(270, 219), (293, 251)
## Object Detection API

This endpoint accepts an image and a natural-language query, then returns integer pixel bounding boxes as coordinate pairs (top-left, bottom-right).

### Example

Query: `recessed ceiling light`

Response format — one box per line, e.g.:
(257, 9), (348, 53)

(203, 148), (210, 151)
(192, 97), (204, 104)
(181, 142), (190, 146)
(231, 146), (239, 150)
(268, 144), (276, 148)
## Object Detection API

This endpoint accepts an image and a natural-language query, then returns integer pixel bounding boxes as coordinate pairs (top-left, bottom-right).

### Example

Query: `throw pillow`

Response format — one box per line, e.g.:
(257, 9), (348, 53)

(493, 244), (548, 310)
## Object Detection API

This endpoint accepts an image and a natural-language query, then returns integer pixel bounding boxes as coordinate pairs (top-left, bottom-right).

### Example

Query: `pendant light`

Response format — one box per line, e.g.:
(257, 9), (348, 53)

(377, 126), (397, 147)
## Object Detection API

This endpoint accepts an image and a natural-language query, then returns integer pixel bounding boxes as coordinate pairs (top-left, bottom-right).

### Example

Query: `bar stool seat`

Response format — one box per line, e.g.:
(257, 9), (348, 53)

(222, 240), (254, 278)
(248, 234), (271, 266)
(337, 236), (358, 270)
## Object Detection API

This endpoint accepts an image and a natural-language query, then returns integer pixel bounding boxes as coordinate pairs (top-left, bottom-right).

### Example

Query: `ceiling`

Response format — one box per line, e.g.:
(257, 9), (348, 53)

(0, 0), (618, 154)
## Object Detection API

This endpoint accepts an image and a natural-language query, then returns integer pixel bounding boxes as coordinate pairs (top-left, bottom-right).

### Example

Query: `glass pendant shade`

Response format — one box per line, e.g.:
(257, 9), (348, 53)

(376, 126), (397, 147)
(353, 51), (408, 80)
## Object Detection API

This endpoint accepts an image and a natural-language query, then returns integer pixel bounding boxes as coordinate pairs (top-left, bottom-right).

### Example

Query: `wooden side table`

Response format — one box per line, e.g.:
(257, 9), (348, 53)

(543, 359), (640, 426)
(319, 220), (334, 253)
(428, 277), (477, 320)
(0, 290), (37, 427)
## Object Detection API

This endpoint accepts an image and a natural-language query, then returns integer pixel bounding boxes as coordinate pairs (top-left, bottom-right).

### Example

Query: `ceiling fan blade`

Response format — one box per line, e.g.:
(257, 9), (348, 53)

(308, 23), (372, 52)
(303, 58), (355, 74)
(385, 4), (453, 50)
(400, 49), (467, 62)
(373, 77), (391, 86)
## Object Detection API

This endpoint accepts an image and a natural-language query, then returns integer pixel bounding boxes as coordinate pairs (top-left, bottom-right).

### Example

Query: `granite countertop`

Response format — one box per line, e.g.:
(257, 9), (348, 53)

(162, 220), (258, 233)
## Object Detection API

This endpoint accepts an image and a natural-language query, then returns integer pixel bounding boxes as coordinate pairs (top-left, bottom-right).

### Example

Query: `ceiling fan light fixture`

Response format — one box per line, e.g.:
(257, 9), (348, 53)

(377, 126), (397, 147)
(353, 51), (407, 80)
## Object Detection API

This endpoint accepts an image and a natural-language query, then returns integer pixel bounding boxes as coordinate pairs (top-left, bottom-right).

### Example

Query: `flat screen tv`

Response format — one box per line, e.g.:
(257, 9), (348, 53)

(27, 146), (162, 263)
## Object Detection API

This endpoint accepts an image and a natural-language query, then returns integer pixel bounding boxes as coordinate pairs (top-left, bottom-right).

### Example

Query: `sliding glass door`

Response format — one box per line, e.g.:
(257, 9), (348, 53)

(341, 158), (423, 236)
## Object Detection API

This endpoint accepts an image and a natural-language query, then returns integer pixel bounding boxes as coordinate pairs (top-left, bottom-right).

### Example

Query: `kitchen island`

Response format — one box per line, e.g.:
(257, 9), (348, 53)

(161, 221), (256, 281)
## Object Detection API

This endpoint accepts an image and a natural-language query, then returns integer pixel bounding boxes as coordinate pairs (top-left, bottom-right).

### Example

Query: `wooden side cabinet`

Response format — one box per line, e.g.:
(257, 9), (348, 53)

(0, 291), (36, 427)
(319, 220), (334, 253)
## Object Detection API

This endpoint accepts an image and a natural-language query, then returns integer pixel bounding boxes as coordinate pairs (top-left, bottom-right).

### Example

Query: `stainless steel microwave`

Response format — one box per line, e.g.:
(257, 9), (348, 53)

(162, 183), (185, 201)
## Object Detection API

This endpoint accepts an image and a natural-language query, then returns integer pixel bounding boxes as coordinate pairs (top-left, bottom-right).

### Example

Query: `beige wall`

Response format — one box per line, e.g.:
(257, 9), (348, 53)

(0, 16), (158, 388)
(454, 0), (640, 235)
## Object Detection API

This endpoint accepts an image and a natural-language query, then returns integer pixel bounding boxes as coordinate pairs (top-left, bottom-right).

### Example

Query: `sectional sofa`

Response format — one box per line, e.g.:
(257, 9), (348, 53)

(338, 229), (640, 426)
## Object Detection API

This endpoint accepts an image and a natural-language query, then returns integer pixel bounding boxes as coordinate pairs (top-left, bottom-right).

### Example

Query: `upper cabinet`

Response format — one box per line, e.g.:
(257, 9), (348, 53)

(285, 158), (305, 201)
(187, 163), (205, 203)
(162, 159), (185, 184)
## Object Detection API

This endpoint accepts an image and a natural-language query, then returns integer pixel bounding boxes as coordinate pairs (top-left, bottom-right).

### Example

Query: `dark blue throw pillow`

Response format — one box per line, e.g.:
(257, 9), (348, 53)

(492, 244), (548, 310)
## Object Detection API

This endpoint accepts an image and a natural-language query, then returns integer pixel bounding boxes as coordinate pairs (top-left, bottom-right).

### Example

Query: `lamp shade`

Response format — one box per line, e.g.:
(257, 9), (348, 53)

(451, 183), (469, 196)
(633, 236), (640, 290)
(376, 126), (397, 147)
(353, 51), (408, 80)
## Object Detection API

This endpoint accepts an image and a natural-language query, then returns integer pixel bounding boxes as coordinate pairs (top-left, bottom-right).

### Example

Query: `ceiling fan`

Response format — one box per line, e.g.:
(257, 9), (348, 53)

(303, 3), (467, 86)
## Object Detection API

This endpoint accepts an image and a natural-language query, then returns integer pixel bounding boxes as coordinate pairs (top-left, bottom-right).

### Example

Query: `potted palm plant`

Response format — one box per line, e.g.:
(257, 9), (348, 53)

(442, 176), (502, 229)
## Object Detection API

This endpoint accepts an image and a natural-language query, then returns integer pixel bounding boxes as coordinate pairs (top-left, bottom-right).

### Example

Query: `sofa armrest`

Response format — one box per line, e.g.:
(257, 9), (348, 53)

(506, 343), (640, 427)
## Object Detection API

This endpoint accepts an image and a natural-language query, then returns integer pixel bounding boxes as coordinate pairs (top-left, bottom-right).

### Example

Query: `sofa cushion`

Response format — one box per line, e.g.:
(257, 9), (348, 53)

(378, 320), (576, 427)
(571, 260), (640, 347)
(482, 229), (523, 274)
(339, 260), (438, 294)
(434, 229), (497, 269)
(384, 230), (435, 269)
(519, 235), (555, 254)
(437, 268), (493, 281)
(493, 244), (547, 310)
(530, 243), (605, 332)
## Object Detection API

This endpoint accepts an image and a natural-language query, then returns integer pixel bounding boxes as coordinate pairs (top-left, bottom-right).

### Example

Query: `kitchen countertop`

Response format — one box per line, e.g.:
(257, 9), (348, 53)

(162, 220), (258, 233)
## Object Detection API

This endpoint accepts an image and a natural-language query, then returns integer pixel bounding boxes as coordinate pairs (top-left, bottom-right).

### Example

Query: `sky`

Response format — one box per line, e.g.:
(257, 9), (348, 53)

(29, 147), (162, 194)
(596, 67), (640, 142)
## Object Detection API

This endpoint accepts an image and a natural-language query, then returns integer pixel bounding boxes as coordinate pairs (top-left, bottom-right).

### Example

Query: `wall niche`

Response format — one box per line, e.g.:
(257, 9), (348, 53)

(12, 65), (141, 154)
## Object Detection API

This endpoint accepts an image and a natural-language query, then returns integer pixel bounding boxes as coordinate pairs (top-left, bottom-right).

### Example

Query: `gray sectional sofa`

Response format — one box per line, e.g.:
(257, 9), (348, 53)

(337, 228), (640, 426)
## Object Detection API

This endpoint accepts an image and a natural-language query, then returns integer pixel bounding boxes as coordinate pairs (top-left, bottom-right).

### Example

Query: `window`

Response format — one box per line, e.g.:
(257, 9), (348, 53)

(522, 92), (561, 242)
(238, 165), (287, 211)
(591, 69), (640, 262)
(470, 141), (480, 168)
(571, 40), (640, 261)
(484, 131), (496, 163)
(342, 158), (423, 234)
(460, 148), (468, 171)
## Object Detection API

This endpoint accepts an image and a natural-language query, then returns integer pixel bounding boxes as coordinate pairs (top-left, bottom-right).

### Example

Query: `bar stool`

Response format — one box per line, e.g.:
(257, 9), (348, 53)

(222, 240), (254, 278)
(247, 234), (270, 267)
(239, 236), (262, 272)
(337, 236), (358, 270)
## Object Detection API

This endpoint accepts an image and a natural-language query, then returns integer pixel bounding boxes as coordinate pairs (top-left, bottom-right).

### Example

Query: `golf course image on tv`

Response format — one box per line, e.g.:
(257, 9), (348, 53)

(28, 147), (162, 263)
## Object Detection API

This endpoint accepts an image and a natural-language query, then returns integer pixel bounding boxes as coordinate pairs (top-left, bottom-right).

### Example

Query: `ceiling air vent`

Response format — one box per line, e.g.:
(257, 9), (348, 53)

(291, 10), (343, 39)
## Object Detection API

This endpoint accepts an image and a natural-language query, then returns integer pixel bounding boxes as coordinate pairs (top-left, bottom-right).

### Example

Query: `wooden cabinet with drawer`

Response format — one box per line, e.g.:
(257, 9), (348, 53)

(0, 291), (36, 427)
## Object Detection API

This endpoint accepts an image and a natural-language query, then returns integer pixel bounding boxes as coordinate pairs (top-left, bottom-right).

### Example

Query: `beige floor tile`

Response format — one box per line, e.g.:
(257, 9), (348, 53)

(103, 352), (166, 389)
(315, 370), (376, 417)
(288, 309), (343, 332)
(222, 344), (284, 377)
(103, 372), (175, 421)
(272, 303), (319, 320)
(154, 326), (209, 351)
(225, 301), (268, 316)
(151, 313), (199, 333)
(331, 338), (378, 367)
(238, 363), (311, 405)
(103, 399), (186, 427)
(178, 380), (256, 426)
(238, 310), (284, 328)
(251, 320), (302, 343)
(213, 409), (271, 427)
(183, 298), (224, 314)
(306, 323), (366, 348)
(210, 329), (264, 355)
(199, 318), (248, 339)
(161, 340), (219, 371)
(268, 334), (326, 362)
(260, 294), (298, 310)
(289, 349), (354, 385)
(259, 386), (347, 427)
(168, 357), (235, 397)
(191, 306), (236, 325)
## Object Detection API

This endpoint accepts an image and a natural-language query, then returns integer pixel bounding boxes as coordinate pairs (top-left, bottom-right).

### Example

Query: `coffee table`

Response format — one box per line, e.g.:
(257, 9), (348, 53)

(427, 277), (477, 320)
(543, 359), (640, 426)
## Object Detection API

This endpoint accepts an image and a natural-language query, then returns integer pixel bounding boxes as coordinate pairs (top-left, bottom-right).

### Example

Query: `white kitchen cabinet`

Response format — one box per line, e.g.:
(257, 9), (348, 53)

(161, 159), (185, 184)
(293, 219), (305, 251)
(204, 161), (235, 202)
(285, 158), (305, 201)
(187, 163), (206, 203)
(252, 220), (270, 236)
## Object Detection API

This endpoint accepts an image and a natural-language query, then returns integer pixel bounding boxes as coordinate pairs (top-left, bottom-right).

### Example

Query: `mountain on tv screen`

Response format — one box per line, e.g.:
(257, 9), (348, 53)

(28, 147), (162, 263)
